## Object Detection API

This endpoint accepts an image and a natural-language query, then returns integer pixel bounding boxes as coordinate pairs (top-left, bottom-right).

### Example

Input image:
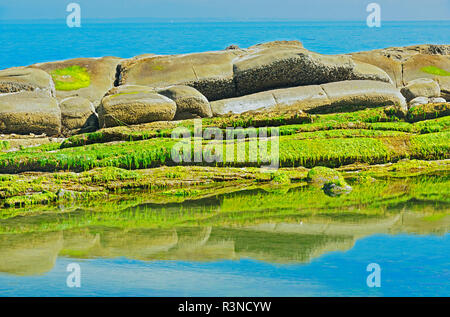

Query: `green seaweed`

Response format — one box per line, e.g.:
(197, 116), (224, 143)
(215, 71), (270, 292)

(50, 65), (91, 91)
(421, 66), (450, 76)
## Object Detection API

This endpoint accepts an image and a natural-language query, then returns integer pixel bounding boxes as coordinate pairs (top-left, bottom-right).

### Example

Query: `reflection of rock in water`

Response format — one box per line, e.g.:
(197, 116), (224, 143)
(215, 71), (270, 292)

(0, 212), (448, 275)
(0, 232), (63, 276)
(71, 228), (180, 260)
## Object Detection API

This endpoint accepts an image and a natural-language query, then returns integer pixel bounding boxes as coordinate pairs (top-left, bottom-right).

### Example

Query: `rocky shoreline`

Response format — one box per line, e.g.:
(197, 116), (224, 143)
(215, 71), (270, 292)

(0, 41), (449, 210)
(0, 41), (448, 137)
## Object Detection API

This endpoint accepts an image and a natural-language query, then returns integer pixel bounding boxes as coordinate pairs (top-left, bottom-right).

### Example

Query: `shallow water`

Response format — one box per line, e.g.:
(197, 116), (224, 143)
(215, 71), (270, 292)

(0, 175), (448, 296)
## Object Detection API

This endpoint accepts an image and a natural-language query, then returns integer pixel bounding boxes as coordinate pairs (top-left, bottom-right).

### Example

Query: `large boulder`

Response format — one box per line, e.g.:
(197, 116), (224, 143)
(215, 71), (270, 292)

(273, 85), (331, 112)
(402, 54), (450, 101)
(30, 56), (122, 107)
(350, 44), (450, 94)
(0, 67), (55, 96)
(158, 85), (212, 119)
(116, 50), (245, 101)
(320, 80), (407, 113)
(59, 96), (98, 133)
(211, 91), (277, 115)
(233, 48), (355, 96)
(211, 80), (406, 115)
(97, 85), (177, 128)
(349, 61), (393, 84)
(350, 49), (404, 87)
(0, 91), (61, 136)
(401, 78), (441, 101)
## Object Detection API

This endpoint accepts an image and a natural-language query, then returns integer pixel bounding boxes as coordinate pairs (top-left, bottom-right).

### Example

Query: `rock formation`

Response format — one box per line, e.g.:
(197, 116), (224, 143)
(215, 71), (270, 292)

(0, 42), (448, 136)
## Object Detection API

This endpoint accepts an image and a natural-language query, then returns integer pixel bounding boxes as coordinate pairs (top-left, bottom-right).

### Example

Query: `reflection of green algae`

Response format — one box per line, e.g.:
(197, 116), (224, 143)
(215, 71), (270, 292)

(50, 65), (90, 91)
(423, 213), (446, 222)
(0, 170), (448, 234)
(152, 64), (164, 71)
(421, 66), (450, 76)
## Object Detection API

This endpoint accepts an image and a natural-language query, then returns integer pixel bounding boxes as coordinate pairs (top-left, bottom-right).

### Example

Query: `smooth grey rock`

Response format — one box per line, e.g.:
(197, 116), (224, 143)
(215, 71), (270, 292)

(401, 78), (441, 101)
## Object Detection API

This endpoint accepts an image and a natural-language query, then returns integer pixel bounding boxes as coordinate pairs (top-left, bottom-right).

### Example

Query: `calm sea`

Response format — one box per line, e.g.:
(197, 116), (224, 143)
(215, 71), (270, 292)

(1, 20), (449, 69)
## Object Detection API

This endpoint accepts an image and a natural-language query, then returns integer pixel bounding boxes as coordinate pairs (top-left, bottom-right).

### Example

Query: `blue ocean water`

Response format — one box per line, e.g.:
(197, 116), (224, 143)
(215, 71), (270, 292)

(0, 234), (448, 297)
(1, 20), (449, 70)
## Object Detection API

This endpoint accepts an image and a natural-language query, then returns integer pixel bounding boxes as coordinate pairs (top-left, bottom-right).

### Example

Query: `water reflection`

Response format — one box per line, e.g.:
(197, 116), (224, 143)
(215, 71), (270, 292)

(0, 211), (448, 276)
(0, 175), (448, 276)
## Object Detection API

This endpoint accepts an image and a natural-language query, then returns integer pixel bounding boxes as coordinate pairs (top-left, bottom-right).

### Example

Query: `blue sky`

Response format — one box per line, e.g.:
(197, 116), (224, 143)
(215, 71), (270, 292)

(0, 0), (449, 21)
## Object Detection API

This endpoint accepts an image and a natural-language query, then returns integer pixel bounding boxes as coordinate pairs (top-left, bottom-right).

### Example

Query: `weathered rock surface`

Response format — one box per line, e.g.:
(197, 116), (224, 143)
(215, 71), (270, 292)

(403, 54), (450, 101)
(60, 97), (98, 133)
(350, 44), (450, 99)
(116, 50), (244, 101)
(0, 67), (55, 96)
(233, 48), (354, 96)
(116, 41), (392, 102)
(0, 92), (61, 135)
(211, 80), (406, 115)
(31, 56), (122, 107)
(158, 85), (213, 119)
(401, 78), (441, 101)
(320, 80), (407, 113)
(409, 97), (430, 107)
(349, 61), (393, 84)
(97, 85), (177, 128)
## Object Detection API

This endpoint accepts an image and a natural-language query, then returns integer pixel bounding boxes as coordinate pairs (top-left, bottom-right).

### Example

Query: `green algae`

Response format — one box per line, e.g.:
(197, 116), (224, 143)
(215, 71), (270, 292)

(50, 65), (91, 91)
(421, 66), (450, 76)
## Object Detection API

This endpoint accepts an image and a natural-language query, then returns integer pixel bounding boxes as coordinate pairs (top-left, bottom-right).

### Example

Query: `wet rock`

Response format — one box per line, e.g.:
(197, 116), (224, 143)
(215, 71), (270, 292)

(322, 181), (352, 197)
(407, 102), (450, 122)
(307, 166), (343, 185)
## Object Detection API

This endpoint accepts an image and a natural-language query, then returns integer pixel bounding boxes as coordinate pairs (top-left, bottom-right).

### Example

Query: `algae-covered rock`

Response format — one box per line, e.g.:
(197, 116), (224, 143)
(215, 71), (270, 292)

(407, 102), (450, 122)
(401, 78), (441, 102)
(158, 85), (213, 119)
(30, 56), (122, 107)
(350, 44), (450, 89)
(97, 85), (177, 128)
(403, 54), (450, 101)
(307, 166), (352, 196)
(307, 166), (343, 185)
(60, 96), (98, 133)
(0, 91), (61, 135)
(322, 181), (352, 197)
(0, 67), (55, 96)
